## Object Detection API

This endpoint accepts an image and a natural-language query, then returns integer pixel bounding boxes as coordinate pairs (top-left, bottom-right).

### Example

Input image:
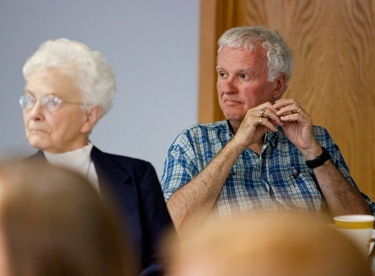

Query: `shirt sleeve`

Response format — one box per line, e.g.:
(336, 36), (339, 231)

(160, 132), (199, 203)
(315, 126), (375, 215)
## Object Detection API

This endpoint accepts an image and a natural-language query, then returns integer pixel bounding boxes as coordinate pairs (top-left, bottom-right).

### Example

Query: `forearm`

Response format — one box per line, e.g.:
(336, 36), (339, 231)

(167, 139), (245, 236)
(314, 160), (371, 216)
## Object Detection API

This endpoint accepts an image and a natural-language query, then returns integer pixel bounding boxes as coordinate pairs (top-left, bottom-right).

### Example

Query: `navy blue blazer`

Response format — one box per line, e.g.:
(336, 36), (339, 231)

(27, 146), (174, 276)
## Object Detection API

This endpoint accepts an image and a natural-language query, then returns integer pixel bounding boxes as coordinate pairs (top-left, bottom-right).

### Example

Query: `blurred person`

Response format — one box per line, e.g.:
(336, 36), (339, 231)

(20, 38), (173, 276)
(0, 161), (136, 276)
(164, 212), (372, 276)
(161, 26), (375, 236)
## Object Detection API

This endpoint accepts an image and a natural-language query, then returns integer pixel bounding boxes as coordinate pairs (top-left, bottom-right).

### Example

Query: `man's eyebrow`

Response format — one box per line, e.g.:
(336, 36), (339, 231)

(216, 66), (254, 72)
(238, 68), (254, 73)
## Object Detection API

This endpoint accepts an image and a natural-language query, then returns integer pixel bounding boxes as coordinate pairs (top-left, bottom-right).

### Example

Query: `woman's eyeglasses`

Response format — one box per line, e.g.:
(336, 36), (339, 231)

(19, 94), (84, 112)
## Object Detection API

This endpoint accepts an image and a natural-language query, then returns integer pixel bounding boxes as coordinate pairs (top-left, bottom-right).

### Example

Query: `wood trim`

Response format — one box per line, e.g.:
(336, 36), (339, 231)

(198, 0), (238, 123)
(198, 0), (219, 123)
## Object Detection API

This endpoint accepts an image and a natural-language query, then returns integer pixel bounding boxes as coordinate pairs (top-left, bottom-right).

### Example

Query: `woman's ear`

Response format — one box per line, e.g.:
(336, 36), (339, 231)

(80, 106), (102, 134)
(273, 73), (287, 99)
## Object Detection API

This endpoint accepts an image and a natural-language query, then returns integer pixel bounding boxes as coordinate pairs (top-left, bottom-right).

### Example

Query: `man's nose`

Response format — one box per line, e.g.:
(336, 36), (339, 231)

(221, 77), (237, 94)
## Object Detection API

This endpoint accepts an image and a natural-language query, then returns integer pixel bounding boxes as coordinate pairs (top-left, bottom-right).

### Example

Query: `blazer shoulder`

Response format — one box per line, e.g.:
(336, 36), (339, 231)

(91, 147), (157, 176)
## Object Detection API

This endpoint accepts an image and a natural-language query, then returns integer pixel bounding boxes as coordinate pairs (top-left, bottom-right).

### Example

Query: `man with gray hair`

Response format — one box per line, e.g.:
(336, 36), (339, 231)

(161, 26), (375, 237)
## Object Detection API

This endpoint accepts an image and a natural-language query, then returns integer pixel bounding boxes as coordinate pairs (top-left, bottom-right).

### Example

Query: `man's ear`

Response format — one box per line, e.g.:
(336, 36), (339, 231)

(80, 106), (102, 134)
(273, 73), (287, 100)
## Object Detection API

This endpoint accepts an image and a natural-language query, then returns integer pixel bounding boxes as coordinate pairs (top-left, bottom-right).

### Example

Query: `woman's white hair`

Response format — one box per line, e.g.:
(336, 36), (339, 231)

(23, 38), (116, 117)
(218, 26), (293, 92)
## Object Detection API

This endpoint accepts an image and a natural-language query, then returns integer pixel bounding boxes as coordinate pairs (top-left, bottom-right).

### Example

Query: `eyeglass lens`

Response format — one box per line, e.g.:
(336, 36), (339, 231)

(19, 94), (62, 112)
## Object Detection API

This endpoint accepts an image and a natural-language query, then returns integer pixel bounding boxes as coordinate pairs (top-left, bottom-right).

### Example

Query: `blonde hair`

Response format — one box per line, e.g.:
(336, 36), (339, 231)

(166, 212), (371, 276)
(0, 161), (136, 276)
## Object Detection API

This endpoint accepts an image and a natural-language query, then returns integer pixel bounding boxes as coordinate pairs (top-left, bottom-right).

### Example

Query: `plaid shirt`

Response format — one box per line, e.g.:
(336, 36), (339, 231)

(161, 120), (375, 218)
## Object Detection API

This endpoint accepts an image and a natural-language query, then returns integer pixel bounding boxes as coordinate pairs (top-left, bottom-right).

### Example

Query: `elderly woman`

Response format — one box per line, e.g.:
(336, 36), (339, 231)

(19, 38), (173, 276)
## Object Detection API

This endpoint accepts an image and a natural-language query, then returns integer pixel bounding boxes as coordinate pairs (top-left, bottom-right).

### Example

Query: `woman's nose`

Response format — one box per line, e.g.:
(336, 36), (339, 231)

(28, 100), (45, 118)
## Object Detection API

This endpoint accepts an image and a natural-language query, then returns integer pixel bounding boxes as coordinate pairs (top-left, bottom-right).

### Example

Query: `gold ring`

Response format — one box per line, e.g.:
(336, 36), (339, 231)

(296, 107), (301, 113)
(259, 108), (265, 117)
(259, 117), (263, 124)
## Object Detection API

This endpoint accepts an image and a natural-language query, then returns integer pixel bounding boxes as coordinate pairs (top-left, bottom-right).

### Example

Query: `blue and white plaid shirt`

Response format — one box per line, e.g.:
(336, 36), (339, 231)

(161, 120), (375, 218)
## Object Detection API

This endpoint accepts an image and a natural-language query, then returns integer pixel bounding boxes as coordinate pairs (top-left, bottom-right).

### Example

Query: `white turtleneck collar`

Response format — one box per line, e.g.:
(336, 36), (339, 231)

(44, 143), (99, 192)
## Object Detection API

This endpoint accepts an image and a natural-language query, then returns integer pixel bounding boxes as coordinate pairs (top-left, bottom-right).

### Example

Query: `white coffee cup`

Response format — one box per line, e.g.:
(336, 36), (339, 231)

(334, 214), (375, 256)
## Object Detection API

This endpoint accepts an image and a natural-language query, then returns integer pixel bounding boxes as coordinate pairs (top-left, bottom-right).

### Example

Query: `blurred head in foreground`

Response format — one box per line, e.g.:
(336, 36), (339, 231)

(165, 212), (371, 276)
(0, 161), (136, 276)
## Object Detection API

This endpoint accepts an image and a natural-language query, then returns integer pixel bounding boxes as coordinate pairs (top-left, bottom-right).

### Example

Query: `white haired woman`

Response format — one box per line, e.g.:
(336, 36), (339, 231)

(20, 38), (173, 276)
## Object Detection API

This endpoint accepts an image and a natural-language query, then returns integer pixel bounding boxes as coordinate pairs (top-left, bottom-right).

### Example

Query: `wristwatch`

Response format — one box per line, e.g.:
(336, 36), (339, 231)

(305, 147), (331, 169)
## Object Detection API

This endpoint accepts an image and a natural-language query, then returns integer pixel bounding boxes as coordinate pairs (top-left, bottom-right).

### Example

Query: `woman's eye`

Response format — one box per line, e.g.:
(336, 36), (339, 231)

(27, 95), (36, 105)
(42, 96), (62, 110)
(51, 97), (61, 106)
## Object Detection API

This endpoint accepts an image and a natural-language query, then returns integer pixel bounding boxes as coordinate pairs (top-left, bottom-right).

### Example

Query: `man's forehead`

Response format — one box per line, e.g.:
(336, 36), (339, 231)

(217, 47), (267, 71)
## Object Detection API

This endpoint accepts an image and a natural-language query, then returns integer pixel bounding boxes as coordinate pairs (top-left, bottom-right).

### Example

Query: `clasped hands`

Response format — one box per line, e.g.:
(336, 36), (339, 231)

(257, 98), (302, 129)
(234, 99), (319, 155)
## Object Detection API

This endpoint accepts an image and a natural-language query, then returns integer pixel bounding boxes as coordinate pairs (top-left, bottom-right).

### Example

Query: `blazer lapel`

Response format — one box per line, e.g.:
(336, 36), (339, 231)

(90, 147), (143, 242)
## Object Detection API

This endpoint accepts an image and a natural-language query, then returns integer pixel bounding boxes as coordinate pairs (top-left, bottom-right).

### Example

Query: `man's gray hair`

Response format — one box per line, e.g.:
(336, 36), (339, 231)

(218, 26), (293, 91)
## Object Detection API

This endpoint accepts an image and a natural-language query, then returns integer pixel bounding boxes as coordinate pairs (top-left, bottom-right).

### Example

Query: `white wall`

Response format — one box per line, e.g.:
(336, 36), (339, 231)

(0, 0), (200, 177)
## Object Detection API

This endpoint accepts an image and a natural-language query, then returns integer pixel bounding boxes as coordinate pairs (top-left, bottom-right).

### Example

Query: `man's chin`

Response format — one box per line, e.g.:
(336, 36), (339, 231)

(221, 107), (245, 118)
(223, 113), (244, 122)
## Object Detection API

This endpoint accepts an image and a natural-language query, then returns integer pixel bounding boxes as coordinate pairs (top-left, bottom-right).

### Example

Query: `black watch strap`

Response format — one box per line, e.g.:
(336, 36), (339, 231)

(305, 147), (331, 169)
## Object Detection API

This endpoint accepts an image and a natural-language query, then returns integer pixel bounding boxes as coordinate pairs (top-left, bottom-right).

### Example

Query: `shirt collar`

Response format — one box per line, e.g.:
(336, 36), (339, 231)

(44, 143), (93, 175)
(226, 120), (235, 138)
(265, 127), (281, 148)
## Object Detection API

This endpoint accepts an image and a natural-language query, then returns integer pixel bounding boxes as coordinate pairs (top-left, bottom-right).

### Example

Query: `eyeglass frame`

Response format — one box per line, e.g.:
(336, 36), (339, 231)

(19, 93), (85, 112)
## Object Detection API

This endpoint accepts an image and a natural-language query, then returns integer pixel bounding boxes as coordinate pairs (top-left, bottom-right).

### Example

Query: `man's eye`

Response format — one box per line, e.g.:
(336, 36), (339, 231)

(240, 74), (250, 80)
(218, 71), (228, 78)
